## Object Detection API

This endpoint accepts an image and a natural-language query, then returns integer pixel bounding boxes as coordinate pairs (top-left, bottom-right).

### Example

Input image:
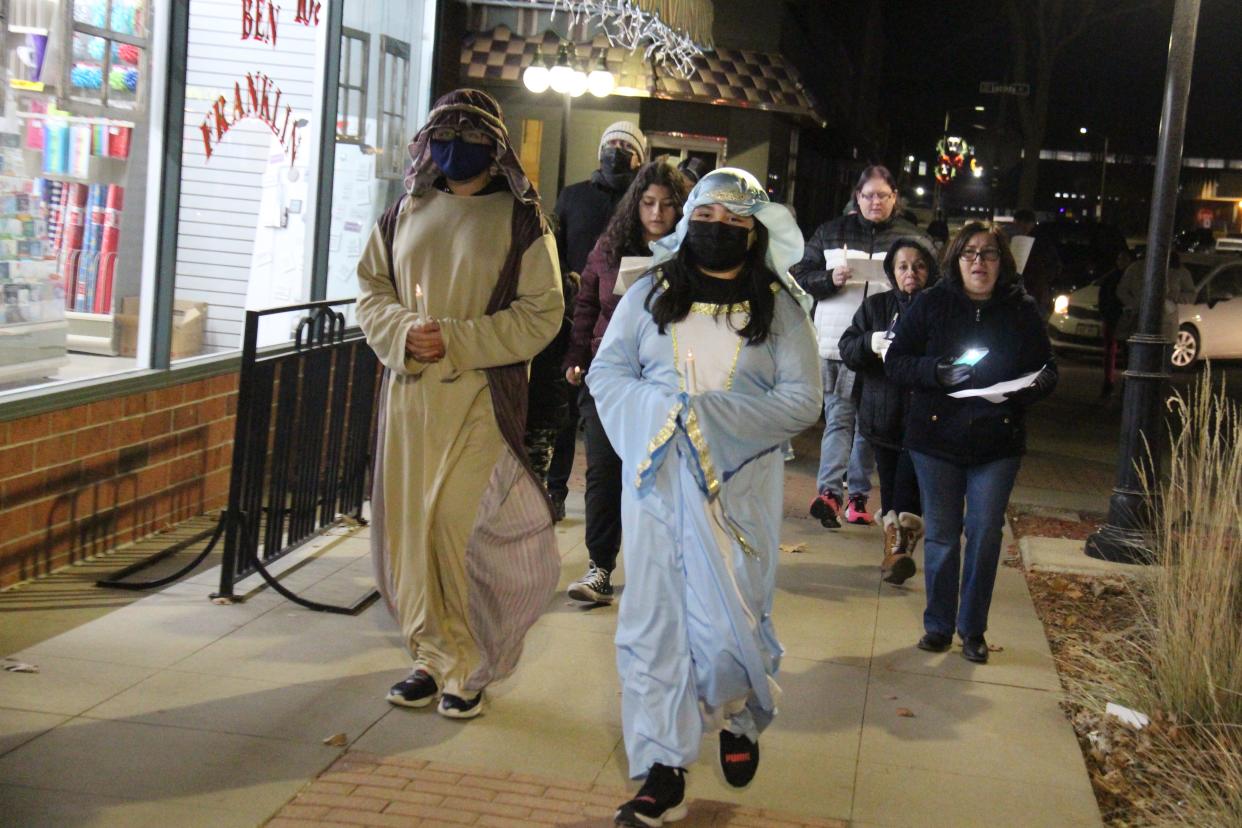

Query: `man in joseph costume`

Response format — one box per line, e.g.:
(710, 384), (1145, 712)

(355, 89), (564, 720)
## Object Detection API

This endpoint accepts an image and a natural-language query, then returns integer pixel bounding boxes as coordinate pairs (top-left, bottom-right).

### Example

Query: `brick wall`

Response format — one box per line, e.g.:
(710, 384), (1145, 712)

(0, 372), (238, 589)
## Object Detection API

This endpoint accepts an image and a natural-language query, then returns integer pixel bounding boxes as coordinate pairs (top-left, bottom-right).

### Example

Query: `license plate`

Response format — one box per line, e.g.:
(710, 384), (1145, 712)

(1075, 322), (1101, 338)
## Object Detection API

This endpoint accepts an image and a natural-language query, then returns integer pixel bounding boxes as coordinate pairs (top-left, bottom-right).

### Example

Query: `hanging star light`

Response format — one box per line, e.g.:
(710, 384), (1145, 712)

(524, 0), (713, 78)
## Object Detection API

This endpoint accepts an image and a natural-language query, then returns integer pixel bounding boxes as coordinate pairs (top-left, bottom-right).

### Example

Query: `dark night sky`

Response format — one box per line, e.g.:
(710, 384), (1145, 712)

(879, 0), (1242, 160)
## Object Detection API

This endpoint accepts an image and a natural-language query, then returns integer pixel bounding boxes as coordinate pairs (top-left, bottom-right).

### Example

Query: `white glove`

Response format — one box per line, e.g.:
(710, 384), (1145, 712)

(870, 331), (891, 358)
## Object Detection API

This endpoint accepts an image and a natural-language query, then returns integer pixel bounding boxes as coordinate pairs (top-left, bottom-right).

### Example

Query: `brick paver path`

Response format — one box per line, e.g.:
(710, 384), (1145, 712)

(266, 751), (848, 828)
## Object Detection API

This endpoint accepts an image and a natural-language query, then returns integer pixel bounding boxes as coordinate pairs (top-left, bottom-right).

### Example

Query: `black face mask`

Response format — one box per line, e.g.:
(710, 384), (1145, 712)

(685, 219), (752, 271)
(599, 146), (635, 189)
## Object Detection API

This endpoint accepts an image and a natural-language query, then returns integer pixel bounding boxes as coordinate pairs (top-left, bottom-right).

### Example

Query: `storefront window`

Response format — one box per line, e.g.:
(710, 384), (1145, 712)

(170, 0), (329, 354)
(0, 0), (162, 394)
(323, 0), (436, 306)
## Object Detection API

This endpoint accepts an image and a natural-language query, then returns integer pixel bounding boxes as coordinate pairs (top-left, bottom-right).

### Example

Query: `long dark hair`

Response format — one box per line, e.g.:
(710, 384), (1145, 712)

(644, 222), (780, 345)
(941, 222), (1019, 291)
(601, 160), (691, 267)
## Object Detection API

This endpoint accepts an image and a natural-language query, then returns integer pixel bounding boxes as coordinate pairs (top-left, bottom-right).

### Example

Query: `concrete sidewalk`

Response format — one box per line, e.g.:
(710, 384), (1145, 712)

(0, 475), (1100, 827)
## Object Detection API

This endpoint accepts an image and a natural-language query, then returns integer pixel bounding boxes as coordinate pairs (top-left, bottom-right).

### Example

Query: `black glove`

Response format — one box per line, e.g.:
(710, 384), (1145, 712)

(935, 358), (973, 388)
(1004, 365), (1057, 406)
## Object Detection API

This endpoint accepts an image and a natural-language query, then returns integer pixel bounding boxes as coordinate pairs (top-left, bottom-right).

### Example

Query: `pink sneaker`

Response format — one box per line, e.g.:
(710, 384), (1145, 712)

(845, 494), (874, 525)
(809, 491), (842, 529)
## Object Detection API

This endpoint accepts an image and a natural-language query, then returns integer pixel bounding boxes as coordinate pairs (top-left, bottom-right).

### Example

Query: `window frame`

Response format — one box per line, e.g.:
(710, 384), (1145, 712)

(336, 27), (369, 146)
(60, 0), (153, 117)
(375, 35), (411, 181)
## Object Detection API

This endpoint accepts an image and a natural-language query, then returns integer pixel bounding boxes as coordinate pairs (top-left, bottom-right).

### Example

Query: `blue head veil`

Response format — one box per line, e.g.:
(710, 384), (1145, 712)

(649, 167), (811, 311)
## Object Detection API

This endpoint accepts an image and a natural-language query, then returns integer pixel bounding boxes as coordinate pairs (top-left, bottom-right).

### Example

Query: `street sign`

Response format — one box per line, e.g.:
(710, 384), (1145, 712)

(979, 81), (1030, 96)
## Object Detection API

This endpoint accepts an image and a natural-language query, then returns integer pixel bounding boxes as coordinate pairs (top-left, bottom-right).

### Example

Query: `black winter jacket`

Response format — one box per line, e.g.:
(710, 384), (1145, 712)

(884, 281), (1057, 465)
(790, 212), (932, 303)
(838, 287), (919, 449)
(552, 171), (628, 276)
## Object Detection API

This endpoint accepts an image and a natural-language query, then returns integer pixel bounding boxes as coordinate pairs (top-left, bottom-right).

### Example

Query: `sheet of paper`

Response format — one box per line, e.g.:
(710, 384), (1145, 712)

(948, 369), (1042, 404)
(1010, 235), (1035, 274)
(824, 249), (888, 280)
(614, 256), (654, 296)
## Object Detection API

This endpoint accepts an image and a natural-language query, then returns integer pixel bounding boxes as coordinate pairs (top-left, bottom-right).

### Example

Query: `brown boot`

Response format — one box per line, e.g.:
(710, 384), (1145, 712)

(898, 512), (925, 554)
(883, 513), (923, 586)
(881, 511), (899, 559)
(881, 511), (916, 585)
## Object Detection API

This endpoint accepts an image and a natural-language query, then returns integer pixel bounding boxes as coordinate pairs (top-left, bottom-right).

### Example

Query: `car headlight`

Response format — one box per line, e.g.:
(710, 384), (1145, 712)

(1053, 294), (1070, 315)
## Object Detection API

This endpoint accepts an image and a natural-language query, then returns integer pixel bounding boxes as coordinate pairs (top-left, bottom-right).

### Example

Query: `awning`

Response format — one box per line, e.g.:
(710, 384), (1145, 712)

(460, 26), (826, 127)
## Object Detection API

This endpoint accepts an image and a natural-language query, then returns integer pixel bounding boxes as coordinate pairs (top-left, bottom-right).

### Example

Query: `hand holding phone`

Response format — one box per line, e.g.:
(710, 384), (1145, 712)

(954, 347), (989, 367)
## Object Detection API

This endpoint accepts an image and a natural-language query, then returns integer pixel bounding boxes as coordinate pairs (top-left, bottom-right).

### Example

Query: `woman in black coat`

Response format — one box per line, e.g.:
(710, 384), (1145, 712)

(884, 222), (1057, 664)
(838, 239), (937, 585)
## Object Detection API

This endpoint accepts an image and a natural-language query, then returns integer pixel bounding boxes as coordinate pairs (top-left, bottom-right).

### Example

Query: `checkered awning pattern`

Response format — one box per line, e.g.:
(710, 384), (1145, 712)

(460, 26), (824, 125)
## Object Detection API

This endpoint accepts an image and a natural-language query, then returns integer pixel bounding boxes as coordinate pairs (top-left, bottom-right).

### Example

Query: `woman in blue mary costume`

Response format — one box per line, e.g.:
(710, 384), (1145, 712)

(586, 168), (822, 827)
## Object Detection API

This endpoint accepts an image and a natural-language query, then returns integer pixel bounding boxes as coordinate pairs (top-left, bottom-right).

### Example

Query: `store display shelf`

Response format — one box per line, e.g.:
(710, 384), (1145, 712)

(18, 150), (127, 185)
(65, 310), (117, 355)
(6, 26), (50, 36)
(17, 111), (137, 129)
(0, 319), (67, 336)
(0, 355), (68, 385)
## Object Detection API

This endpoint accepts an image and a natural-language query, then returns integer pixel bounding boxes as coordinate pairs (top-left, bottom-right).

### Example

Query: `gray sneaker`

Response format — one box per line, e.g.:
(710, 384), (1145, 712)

(567, 563), (614, 604)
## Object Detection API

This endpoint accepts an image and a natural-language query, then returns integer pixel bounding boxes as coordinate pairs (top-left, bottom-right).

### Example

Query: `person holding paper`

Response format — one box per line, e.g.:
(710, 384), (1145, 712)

(791, 166), (932, 529)
(562, 160), (691, 605)
(884, 222), (1057, 664)
(587, 169), (819, 825)
(1004, 209), (1059, 318)
(356, 89), (564, 718)
(838, 239), (938, 585)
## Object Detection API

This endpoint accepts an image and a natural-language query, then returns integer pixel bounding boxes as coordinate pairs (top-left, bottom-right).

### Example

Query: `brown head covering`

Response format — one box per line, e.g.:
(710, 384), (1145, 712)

(404, 88), (539, 206)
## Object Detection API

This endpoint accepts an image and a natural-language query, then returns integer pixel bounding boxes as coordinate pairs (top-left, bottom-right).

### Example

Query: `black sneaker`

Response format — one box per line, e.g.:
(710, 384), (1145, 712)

(615, 763), (687, 827)
(719, 729), (759, 788)
(961, 635), (989, 664)
(567, 563), (614, 604)
(437, 691), (484, 719)
(917, 632), (952, 653)
(386, 669), (438, 708)
(551, 497), (566, 523)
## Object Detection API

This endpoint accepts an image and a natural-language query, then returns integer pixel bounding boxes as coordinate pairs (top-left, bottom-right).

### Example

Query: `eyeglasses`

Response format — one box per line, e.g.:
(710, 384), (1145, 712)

(858, 191), (895, 203)
(959, 248), (1001, 263)
(429, 126), (492, 146)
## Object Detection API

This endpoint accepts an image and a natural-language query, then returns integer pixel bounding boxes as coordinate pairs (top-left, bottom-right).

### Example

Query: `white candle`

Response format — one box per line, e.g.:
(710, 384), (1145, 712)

(414, 284), (427, 321)
(686, 348), (697, 394)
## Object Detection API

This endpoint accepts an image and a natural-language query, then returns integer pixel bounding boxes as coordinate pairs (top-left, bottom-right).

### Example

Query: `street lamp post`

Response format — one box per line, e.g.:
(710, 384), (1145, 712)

(1085, 0), (1202, 564)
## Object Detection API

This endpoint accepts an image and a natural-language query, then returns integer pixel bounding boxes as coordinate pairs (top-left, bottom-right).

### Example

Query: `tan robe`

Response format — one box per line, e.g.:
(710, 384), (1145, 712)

(356, 189), (563, 696)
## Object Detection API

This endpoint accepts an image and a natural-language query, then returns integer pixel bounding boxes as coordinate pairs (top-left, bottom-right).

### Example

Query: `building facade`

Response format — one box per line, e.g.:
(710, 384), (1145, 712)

(0, 0), (441, 587)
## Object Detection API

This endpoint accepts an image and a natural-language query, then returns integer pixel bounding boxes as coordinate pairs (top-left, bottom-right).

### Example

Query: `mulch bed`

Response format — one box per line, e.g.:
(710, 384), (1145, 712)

(1012, 508), (1191, 826)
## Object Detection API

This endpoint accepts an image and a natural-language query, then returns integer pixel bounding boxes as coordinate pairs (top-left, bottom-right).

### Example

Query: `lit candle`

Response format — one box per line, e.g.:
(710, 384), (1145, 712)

(686, 348), (697, 394)
(414, 284), (427, 321)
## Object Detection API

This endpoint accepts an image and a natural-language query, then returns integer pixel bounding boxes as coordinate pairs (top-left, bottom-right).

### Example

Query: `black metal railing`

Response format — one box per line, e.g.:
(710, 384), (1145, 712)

(99, 299), (381, 615)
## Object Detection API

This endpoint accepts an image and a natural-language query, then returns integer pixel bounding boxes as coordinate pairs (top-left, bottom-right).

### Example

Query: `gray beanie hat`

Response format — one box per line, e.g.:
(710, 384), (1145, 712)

(598, 121), (646, 163)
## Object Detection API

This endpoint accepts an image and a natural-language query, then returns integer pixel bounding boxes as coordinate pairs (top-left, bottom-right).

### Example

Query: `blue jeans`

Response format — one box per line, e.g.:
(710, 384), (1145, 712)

(909, 451), (1021, 639)
(816, 360), (874, 497)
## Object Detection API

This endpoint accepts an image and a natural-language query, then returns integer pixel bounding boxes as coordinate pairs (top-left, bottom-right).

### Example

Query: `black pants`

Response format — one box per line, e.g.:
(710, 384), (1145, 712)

(872, 442), (921, 517)
(579, 387), (623, 571)
(545, 390), (579, 503)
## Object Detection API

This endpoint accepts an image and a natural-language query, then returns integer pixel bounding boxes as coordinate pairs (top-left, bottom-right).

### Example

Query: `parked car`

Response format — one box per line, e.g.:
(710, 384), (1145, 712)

(1049, 255), (1242, 365)
(1173, 258), (1242, 366)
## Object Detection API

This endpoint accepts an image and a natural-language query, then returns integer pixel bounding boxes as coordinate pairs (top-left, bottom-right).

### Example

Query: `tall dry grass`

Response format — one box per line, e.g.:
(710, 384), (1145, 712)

(1142, 371), (1242, 725)
(1069, 370), (1242, 825)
